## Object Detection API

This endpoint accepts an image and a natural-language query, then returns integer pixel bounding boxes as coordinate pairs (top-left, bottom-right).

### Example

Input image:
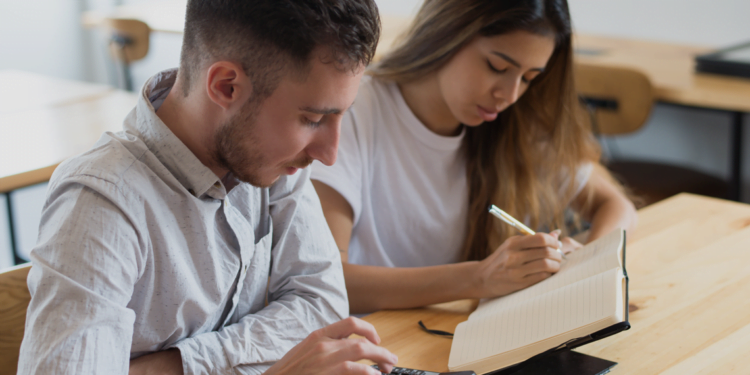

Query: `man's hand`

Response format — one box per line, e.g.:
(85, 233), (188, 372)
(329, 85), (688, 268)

(264, 317), (398, 375)
(474, 232), (564, 299)
(129, 349), (183, 375)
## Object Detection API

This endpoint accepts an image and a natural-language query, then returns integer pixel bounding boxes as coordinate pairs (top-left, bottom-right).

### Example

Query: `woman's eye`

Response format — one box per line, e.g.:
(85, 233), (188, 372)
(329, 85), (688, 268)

(522, 74), (540, 84)
(487, 60), (507, 74)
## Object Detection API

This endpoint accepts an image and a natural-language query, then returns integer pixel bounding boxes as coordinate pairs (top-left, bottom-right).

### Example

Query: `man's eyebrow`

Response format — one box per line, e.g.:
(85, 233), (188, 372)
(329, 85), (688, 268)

(299, 106), (343, 115)
(491, 51), (545, 72)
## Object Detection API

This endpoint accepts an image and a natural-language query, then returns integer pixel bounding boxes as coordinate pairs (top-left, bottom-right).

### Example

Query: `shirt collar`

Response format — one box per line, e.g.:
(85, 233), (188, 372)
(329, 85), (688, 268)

(127, 68), (225, 199)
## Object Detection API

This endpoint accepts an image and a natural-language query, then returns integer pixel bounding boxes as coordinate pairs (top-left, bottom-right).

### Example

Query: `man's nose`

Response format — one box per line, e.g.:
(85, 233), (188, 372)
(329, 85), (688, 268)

(307, 123), (340, 166)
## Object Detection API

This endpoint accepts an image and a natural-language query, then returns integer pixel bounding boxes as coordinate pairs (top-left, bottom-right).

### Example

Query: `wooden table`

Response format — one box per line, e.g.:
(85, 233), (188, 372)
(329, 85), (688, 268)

(0, 70), (138, 264)
(362, 193), (750, 373)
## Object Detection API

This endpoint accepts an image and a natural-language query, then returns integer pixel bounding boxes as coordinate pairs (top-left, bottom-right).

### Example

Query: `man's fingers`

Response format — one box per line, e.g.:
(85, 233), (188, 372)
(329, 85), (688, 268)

(323, 317), (381, 344)
(334, 338), (398, 369)
(333, 361), (383, 375)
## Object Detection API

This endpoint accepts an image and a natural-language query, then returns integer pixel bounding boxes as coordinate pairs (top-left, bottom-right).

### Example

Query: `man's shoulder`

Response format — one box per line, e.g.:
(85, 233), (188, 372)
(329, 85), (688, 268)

(50, 131), (148, 194)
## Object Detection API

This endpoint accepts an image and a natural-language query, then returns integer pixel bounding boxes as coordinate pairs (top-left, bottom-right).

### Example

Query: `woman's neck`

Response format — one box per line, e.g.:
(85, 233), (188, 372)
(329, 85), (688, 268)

(398, 75), (463, 137)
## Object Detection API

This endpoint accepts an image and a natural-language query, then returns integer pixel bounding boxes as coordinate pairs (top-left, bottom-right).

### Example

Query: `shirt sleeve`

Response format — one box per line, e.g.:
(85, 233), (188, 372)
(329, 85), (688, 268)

(17, 178), (143, 375)
(569, 162), (595, 198)
(170, 168), (348, 374)
(310, 108), (366, 224)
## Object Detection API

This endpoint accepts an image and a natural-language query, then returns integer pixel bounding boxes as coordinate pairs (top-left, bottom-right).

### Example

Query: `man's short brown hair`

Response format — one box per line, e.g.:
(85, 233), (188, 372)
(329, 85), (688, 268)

(179, 0), (380, 98)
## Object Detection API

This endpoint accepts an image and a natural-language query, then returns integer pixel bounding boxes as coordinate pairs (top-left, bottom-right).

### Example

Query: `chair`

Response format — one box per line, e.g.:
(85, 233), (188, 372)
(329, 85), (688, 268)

(0, 263), (31, 374)
(102, 18), (150, 91)
(574, 62), (729, 207)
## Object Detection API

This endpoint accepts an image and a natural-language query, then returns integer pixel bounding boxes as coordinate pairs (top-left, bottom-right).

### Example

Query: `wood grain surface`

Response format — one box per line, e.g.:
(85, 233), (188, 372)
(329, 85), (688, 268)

(0, 264), (31, 375)
(363, 194), (750, 374)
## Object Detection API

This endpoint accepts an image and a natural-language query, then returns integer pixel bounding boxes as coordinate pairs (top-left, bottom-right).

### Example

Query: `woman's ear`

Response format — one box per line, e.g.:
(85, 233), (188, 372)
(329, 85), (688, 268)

(204, 61), (251, 110)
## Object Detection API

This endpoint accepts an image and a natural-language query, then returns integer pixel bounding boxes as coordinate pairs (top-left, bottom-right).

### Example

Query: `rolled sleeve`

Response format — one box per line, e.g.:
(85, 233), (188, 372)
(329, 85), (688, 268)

(17, 179), (142, 375)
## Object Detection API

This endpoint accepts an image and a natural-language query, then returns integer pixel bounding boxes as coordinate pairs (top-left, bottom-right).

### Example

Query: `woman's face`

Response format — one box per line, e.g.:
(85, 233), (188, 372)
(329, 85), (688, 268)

(436, 30), (556, 126)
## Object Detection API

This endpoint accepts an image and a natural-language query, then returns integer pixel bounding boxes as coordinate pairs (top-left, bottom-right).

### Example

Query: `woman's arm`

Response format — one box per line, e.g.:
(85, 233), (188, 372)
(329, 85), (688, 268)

(571, 164), (638, 244)
(313, 181), (565, 314)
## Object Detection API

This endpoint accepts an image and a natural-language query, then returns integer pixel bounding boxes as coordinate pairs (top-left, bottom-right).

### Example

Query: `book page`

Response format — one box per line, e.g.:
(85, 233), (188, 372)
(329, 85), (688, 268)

(470, 229), (623, 321)
(449, 268), (624, 370)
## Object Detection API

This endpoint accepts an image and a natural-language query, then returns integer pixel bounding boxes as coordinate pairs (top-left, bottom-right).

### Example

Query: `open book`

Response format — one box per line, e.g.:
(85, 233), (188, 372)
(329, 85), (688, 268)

(448, 229), (629, 374)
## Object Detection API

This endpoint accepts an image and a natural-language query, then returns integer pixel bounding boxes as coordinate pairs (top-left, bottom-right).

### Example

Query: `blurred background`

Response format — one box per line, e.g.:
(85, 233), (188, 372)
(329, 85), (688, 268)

(1, 0), (749, 270)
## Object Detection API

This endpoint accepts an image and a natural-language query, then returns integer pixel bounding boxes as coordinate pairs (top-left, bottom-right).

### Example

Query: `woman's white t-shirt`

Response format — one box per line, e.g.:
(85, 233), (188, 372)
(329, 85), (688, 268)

(311, 76), (468, 267)
(311, 76), (592, 268)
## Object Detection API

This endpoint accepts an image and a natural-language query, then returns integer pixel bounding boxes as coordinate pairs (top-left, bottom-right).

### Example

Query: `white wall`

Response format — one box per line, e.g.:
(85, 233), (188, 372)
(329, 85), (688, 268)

(1, 0), (749, 268)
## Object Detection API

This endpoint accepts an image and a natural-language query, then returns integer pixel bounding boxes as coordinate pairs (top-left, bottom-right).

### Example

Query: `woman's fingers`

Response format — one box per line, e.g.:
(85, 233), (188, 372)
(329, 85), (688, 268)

(560, 237), (583, 254)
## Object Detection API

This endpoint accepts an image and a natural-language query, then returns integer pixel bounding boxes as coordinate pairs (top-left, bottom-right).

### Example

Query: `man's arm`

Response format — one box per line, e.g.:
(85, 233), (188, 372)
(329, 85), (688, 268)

(17, 180), (142, 375)
(170, 169), (349, 374)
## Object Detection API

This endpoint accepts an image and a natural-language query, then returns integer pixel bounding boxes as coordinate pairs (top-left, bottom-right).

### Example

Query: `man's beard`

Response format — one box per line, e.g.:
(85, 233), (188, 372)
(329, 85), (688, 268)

(213, 102), (269, 187)
(212, 102), (314, 188)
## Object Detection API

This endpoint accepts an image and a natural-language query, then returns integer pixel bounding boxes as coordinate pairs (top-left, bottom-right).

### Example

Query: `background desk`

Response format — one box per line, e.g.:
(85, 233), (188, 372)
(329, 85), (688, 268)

(0, 70), (138, 264)
(574, 35), (750, 201)
(363, 193), (750, 373)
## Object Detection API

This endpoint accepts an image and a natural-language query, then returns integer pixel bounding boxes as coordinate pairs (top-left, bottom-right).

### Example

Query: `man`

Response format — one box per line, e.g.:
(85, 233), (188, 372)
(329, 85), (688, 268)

(17, 1), (397, 374)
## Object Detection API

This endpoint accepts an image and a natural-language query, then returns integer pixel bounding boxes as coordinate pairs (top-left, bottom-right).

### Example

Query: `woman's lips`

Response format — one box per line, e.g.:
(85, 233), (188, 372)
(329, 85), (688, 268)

(477, 105), (499, 122)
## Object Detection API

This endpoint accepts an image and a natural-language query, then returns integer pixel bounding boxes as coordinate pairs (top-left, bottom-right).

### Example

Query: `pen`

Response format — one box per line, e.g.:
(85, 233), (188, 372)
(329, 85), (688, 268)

(488, 205), (566, 259)
(488, 205), (535, 235)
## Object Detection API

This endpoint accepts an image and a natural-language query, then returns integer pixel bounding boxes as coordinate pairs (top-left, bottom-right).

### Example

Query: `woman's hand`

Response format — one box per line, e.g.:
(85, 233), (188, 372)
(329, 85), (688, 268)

(264, 317), (398, 375)
(473, 232), (564, 298)
(560, 236), (583, 255)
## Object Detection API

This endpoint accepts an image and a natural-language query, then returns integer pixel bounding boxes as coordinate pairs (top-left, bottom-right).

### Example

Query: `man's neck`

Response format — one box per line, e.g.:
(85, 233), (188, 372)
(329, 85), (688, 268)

(155, 79), (229, 179)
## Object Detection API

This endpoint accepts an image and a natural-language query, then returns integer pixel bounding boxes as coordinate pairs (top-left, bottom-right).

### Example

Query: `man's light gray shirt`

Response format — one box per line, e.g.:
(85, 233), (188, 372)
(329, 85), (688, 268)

(17, 70), (348, 375)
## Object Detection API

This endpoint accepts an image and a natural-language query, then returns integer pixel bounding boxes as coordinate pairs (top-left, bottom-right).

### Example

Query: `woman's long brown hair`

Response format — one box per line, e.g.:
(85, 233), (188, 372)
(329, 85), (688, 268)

(370, 0), (603, 261)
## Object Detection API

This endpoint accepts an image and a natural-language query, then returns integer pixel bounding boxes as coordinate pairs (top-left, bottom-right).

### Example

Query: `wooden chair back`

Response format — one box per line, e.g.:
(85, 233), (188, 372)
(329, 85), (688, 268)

(103, 18), (151, 63)
(0, 264), (31, 374)
(574, 62), (654, 135)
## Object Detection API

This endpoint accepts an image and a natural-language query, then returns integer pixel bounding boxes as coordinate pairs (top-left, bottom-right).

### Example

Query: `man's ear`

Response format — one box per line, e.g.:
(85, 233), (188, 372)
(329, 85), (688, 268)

(205, 61), (251, 110)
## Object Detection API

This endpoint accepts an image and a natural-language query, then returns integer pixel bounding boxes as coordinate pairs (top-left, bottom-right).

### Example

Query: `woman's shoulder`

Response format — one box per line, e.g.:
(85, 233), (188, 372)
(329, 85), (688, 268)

(350, 75), (400, 119)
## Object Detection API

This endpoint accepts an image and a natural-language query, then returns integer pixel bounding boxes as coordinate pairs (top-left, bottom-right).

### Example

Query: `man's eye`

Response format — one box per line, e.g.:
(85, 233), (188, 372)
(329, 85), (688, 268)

(304, 117), (323, 127)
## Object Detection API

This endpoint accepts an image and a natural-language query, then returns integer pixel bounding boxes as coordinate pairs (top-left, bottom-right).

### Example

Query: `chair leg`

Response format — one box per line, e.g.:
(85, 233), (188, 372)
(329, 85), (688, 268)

(729, 111), (743, 201)
(123, 63), (133, 92)
(4, 192), (24, 265)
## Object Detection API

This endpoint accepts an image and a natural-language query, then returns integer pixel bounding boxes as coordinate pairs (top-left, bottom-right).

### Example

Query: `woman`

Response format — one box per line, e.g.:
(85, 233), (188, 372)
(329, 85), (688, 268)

(311, 0), (637, 314)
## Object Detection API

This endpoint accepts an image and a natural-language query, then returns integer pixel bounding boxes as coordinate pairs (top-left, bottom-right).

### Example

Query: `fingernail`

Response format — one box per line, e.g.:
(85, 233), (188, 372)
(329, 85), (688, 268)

(392, 354), (399, 363)
(551, 229), (562, 235)
(558, 240), (563, 249)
